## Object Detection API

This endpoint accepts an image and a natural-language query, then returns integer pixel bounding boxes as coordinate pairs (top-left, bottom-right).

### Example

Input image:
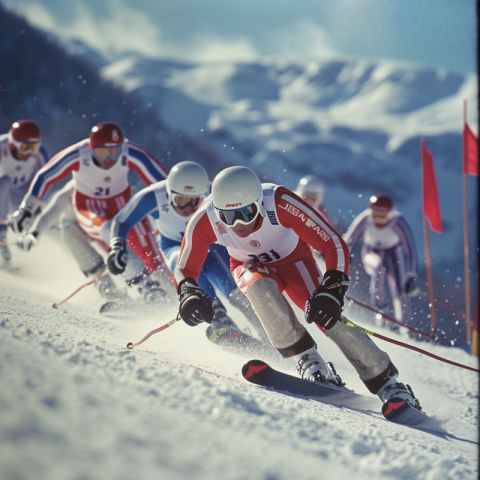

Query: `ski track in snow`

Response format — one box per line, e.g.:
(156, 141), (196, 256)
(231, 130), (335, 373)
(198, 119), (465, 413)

(0, 234), (478, 480)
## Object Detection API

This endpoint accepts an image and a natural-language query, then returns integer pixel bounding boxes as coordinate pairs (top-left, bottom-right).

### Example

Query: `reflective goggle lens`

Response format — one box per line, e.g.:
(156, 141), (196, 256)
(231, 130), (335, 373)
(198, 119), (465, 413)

(172, 195), (202, 210)
(372, 211), (388, 219)
(19, 142), (40, 153)
(218, 203), (258, 226)
(93, 147), (122, 161)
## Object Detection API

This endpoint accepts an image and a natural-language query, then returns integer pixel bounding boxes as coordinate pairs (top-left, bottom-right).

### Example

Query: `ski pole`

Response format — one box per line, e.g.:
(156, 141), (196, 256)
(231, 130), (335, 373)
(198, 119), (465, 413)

(52, 270), (108, 308)
(345, 295), (435, 340)
(334, 316), (479, 373)
(126, 314), (181, 349)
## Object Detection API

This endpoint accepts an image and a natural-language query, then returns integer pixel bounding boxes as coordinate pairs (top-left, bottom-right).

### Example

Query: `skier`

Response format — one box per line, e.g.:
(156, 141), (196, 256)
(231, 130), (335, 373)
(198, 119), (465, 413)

(0, 120), (48, 264)
(295, 174), (334, 225)
(108, 161), (267, 342)
(11, 122), (168, 299)
(172, 166), (422, 410)
(343, 194), (418, 328)
(17, 179), (165, 301)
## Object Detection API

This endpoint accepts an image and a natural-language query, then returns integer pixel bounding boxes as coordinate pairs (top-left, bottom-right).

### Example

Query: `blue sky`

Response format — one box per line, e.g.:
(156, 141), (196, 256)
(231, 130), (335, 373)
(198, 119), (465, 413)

(4, 0), (477, 73)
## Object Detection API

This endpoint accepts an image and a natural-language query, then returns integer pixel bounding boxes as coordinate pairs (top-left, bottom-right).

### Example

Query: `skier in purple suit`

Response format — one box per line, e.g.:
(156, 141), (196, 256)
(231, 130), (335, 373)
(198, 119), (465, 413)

(343, 194), (419, 328)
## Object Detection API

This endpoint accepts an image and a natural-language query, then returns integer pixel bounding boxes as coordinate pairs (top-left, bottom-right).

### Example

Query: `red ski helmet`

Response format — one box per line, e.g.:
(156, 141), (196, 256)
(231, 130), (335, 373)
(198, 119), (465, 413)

(8, 120), (41, 146)
(369, 194), (394, 212)
(89, 122), (124, 150)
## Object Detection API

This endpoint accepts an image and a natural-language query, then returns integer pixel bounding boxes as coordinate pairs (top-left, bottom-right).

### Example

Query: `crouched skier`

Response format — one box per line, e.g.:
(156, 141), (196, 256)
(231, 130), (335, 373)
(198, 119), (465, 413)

(108, 161), (267, 343)
(173, 166), (422, 409)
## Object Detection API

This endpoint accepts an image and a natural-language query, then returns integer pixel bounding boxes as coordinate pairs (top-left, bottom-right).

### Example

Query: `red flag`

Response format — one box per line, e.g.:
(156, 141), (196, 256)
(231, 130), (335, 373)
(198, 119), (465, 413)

(463, 123), (478, 176)
(421, 139), (442, 233)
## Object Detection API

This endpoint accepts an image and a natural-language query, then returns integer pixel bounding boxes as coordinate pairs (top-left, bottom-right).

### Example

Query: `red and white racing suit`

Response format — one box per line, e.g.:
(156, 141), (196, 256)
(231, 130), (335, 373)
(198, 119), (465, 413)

(21, 138), (167, 273)
(174, 183), (349, 309)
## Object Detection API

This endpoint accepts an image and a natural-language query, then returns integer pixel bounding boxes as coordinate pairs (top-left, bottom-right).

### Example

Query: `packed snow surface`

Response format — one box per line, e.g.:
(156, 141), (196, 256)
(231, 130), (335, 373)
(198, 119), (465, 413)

(0, 234), (478, 480)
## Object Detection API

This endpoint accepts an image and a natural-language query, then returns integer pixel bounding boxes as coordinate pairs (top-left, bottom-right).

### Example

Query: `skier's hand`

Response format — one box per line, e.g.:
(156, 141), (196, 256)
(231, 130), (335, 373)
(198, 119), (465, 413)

(16, 231), (38, 251)
(405, 271), (419, 297)
(107, 237), (128, 275)
(10, 207), (32, 234)
(305, 269), (349, 330)
(177, 278), (214, 326)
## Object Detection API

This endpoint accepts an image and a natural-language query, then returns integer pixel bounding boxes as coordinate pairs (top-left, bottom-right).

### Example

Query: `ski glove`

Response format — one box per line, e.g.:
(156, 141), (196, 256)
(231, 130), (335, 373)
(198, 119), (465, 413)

(177, 278), (214, 327)
(405, 271), (419, 296)
(10, 207), (32, 234)
(305, 269), (350, 330)
(108, 237), (128, 275)
(16, 231), (38, 251)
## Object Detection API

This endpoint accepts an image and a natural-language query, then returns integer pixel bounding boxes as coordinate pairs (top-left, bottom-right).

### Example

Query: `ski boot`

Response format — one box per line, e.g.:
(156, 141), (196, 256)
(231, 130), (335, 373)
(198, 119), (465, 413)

(139, 278), (167, 303)
(378, 377), (423, 421)
(293, 347), (345, 387)
(95, 273), (126, 300)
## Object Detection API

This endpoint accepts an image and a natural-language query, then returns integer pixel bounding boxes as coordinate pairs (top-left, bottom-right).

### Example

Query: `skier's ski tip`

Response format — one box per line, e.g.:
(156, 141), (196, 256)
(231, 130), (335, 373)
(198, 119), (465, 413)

(241, 359), (270, 380)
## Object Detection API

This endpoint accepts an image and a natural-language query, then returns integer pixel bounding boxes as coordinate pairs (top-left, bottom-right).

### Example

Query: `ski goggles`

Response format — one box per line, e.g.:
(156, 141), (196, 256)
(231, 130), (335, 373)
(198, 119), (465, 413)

(171, 194), (203, 210)
(10, 138), (41, 154)
(217, 203), (259, 227)
(92, 147), (122, 162)
(371, 211), (390, 219)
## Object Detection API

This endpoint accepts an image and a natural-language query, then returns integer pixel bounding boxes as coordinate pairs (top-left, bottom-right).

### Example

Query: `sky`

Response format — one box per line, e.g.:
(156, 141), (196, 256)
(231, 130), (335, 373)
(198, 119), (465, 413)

(3, 0), (478, 73)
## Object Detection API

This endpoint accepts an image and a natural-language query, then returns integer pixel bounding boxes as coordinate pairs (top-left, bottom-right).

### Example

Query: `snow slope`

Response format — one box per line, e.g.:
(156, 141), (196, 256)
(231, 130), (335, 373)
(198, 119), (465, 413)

(0, 233), (477, 480)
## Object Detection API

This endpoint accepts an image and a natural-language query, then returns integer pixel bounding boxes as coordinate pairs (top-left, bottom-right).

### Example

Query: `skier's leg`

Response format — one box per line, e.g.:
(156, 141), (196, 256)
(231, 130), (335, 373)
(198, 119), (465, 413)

(0, 178), (14, 262)
(203, 244), (267, 339)
(363, 246), (385, 308)
(385, 246), (411, 326)
(234, 263), (340, 384)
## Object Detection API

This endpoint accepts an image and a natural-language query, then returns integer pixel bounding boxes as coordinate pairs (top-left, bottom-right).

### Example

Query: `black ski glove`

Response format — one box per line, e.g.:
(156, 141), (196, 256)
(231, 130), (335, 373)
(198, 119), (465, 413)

(305, 269), (349, 330)
(177, 278), (214, 327)
(405, 272), (419, 296)
(10, 206), (33, 234)
(108, 237), (128, 275)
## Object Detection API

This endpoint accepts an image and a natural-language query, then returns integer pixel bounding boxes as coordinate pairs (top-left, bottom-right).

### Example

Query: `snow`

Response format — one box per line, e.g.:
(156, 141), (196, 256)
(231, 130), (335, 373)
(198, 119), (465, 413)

(1, 233), (478, 480)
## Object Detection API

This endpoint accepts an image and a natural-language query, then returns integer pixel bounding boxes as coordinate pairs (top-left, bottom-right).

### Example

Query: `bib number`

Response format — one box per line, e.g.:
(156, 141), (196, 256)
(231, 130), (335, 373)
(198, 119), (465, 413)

(94, 186), (111, 197)
(248, 249), (281, 264)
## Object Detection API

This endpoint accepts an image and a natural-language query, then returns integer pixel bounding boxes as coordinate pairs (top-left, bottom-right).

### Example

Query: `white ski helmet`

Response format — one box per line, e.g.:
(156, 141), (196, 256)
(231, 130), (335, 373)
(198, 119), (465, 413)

(295, 174), (325, 208)
(166, 161), (210, 200)
(212, 166), (266, 226)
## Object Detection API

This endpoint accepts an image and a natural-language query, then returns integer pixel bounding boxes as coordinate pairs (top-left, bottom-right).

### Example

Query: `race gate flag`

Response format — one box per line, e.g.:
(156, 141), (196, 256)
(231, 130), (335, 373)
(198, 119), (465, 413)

(463, 122), (478, 176)
(421, 139), (442, 233)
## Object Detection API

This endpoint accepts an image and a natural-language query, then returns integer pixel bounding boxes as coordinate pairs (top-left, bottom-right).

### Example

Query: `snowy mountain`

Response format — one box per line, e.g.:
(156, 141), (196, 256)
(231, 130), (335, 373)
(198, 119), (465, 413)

(0, 237), (478, 480)
(100, 54), (478, 333)
(101, 54), (477, 263)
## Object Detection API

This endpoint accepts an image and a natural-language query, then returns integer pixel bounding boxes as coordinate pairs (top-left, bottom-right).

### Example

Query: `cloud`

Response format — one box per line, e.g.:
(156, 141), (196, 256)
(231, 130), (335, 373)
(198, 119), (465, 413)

(5, 0), (163, 58)
(175, 37), (258, 62)
(272, 21), (339, 59)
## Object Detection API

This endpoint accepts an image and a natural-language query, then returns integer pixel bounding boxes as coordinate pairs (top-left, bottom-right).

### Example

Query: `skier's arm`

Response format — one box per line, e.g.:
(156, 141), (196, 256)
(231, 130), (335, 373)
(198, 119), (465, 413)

(173, 204), (217, 289)
(23, 144), (81, 211)
(342, 210), (369, 249)
(126, 141), (168, 186)
(28, 180), (74, 235)
(110, 185), (160, 242)
(275, 187), (349, 274)
(11, 145), (80, 233)
(394, 216), (417, 273)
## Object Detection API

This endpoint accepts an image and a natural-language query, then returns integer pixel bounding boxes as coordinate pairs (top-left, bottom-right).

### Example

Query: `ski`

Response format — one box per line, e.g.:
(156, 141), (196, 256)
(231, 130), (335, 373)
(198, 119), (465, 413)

(242, 359), (428, 427)
(381, 396), (426, 426)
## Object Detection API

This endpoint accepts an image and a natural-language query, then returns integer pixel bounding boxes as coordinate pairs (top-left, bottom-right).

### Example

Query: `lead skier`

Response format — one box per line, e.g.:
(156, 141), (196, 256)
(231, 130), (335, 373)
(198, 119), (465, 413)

(343, 194), (419, 328)
(0, 120), (48, 264)
(173, 166), (421, 409)
(11, 122), (168, 299)
(108, 161), (267, 341)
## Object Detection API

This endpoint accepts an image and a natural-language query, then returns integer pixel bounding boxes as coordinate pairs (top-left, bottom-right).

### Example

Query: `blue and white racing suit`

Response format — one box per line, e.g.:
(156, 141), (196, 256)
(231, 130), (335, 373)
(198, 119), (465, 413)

(110, 180), (237, 302)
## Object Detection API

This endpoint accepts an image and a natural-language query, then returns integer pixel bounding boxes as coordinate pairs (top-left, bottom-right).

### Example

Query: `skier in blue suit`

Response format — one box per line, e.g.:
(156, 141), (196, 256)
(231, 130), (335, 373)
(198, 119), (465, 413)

(108, 161), (266, 341)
